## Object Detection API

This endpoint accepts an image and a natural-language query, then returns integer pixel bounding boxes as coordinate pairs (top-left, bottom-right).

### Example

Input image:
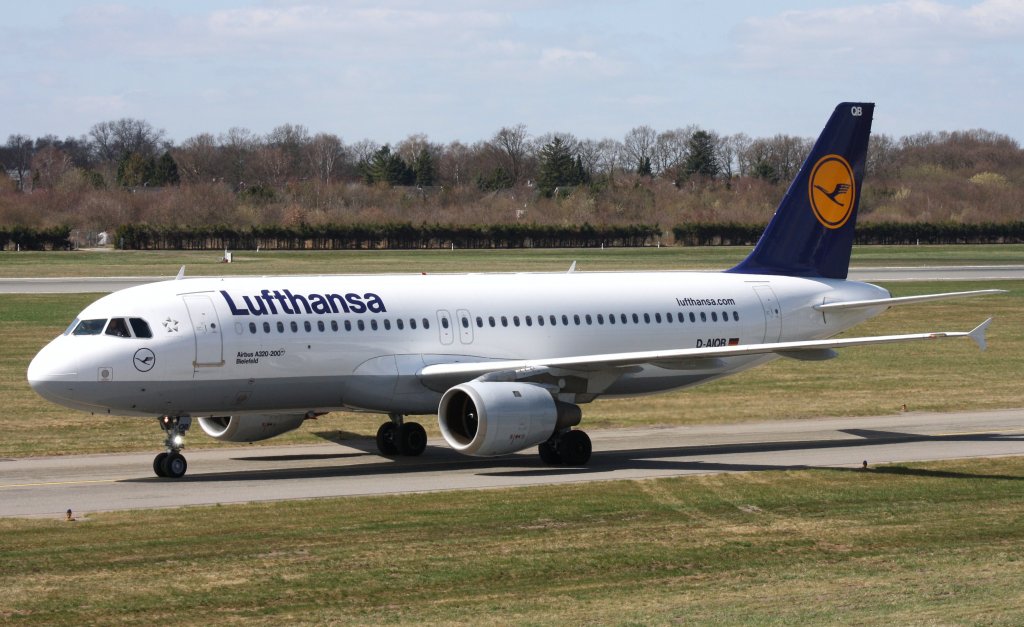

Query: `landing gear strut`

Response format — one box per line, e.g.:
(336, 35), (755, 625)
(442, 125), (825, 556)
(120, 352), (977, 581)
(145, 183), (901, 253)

(154, 416), (191, 478)
(539, 429), (592, 466)
(376, 413), (427, 457)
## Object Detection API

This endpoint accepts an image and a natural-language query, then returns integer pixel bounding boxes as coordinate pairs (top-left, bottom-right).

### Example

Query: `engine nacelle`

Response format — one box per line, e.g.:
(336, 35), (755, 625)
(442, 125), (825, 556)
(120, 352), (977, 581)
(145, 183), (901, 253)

(438, 381), (580, 457)
(198, 414), (307, 442)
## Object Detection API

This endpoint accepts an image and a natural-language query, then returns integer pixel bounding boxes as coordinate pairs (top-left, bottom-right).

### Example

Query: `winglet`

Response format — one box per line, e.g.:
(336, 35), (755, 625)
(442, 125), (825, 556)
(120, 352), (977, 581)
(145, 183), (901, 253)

(969, 318), (992, 351)
(175, 266), (186, 280)
(568, 261), (577, 273)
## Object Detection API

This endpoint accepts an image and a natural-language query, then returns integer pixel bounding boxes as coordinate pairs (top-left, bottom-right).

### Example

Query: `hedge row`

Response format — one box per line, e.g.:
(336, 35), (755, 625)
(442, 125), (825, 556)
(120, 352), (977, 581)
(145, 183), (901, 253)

(0, 226), (72, 250)
(113, 223), (663, 250)
(672, 221), (1024, 246)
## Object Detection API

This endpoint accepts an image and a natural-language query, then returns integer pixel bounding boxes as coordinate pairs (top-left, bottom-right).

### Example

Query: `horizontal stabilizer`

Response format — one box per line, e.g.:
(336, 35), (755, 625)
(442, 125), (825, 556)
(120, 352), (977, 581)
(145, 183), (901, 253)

(969, 317), (992, 351)
(815, 289), (1006, 312)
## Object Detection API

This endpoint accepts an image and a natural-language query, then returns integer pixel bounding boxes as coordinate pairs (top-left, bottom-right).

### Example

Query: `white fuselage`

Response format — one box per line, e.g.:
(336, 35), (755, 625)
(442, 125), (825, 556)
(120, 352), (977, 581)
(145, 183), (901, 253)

(27, 270), (889, 419)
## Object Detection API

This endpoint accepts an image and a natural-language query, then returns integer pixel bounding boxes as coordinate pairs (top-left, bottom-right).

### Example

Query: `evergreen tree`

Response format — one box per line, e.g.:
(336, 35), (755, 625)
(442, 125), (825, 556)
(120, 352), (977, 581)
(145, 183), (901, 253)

(116, 152), (156, 187)
(683, 130), (720, 180)
(367, 145), (414, 186)
(636, 156), (652, 177)
(153, 151), (180, 185)
(412, 148), (435, 186)
(537, 137), (576, 196)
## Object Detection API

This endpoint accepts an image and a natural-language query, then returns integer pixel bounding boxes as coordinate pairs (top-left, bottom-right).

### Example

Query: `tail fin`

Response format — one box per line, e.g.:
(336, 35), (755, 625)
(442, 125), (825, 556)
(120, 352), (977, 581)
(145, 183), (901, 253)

(729, 102), (874, 279)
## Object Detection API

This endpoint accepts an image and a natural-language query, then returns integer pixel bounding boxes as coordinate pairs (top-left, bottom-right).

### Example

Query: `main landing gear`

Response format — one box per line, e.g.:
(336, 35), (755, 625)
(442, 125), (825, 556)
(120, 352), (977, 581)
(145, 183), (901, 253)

(375, 413), (427, 457)
(154, 416), (191, 479)
(538, 429), (592, 466)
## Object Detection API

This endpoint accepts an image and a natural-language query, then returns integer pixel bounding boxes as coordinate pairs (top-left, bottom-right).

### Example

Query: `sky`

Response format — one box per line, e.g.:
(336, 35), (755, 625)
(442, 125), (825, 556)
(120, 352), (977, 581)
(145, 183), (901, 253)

(3, 0), (1023, 146)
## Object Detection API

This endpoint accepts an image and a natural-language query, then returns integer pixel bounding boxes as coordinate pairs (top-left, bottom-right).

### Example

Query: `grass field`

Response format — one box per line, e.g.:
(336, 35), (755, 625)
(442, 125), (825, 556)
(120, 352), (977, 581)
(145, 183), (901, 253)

(1, 243), (1023, 278)
(2, 457), (1023, 623)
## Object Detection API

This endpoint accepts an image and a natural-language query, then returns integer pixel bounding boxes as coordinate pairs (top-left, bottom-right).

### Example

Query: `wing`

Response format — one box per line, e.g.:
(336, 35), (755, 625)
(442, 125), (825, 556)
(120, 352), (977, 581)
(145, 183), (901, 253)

(419, 319), (993, 389)
(815, 289), (1006, 312)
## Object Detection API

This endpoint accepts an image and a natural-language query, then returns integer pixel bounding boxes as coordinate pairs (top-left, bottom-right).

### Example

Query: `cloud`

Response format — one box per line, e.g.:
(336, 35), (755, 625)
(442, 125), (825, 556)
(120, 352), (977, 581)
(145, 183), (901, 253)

(731, 0), (1024, 73)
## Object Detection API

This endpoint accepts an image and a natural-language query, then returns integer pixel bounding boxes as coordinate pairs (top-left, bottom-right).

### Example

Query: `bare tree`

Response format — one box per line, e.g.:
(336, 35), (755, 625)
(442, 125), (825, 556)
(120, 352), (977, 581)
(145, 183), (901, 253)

(490, 124), (530, 184)
(653, 127), (695, 176)
(89, 118), (166, 162)
(31, 145), (74, 189)
(622, 125), (657, 174)
(305, 133), (346, 185)
(174, 133), (220, 183)
(1, 134), (34, 190)
(718, 133), (750, 178)
(219, 127), (258, 189)
(266, 123), (310, 179)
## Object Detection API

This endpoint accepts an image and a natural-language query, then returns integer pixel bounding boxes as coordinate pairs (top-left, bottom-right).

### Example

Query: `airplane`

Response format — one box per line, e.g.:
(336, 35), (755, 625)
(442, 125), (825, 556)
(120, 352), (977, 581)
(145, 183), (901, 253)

(28, 102), (1003, 479)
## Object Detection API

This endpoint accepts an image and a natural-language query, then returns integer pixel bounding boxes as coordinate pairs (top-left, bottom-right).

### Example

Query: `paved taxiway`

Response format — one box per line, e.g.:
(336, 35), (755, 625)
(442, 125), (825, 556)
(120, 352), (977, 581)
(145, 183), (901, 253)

(3, 409), (1023, 518)
(1, 265), (1022, 294)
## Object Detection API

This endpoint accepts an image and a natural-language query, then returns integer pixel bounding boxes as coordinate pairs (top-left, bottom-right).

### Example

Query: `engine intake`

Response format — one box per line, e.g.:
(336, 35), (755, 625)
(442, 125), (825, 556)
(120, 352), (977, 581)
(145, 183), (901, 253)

(198, 414), (307, 442)
(438, 381), (580, 456)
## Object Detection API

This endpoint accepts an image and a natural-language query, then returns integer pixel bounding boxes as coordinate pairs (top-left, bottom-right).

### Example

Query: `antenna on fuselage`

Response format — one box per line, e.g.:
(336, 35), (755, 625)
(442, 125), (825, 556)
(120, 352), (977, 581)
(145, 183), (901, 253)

(175, 266), (185, 280)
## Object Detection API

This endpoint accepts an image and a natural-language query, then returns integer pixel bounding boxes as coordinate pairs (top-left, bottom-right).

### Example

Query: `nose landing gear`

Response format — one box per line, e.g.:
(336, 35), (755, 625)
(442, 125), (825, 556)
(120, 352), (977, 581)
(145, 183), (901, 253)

(154, 416), (191, 478)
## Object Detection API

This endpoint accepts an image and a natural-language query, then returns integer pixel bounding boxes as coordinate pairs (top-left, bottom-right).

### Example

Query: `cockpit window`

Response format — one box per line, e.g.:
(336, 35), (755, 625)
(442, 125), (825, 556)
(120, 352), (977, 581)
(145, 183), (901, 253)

(129, 318), (153, 338)
(72, 319), (107, 336)
(105, 318), (131, 337)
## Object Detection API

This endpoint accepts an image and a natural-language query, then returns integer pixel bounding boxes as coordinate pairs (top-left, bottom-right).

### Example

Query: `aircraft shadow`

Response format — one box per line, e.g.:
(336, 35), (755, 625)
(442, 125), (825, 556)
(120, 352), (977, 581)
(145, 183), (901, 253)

(121, 429), (1024, 484)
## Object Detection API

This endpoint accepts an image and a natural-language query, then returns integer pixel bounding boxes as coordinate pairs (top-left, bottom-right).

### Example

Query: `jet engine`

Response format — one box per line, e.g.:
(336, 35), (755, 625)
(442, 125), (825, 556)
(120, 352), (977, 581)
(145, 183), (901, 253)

(438, 381), (581, 456)
(198, 414), (308, 442)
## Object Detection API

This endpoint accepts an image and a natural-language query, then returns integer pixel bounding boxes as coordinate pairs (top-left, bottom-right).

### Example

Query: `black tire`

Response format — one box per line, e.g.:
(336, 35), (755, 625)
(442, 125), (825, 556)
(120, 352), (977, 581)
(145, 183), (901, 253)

(162, 452), (188, 479)
(153, 452), (168, 477)
(538, 440), (562, 465)
(396, 422), (427, 457)
(376, 422), (399, 456)
(557, 430), (592, 466)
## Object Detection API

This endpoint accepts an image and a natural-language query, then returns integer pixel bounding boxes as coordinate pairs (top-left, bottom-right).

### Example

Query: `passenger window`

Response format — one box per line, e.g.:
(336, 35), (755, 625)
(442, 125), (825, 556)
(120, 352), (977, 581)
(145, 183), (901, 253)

(689, 312), (696, 323)
(608, 314), (615, 325)
(249, 322), (257, 334)
(632, 313), (639, 324)
(573, 314), (581, 325)
(410, 318), (417, 330)
(441, 317), (449, 329)
(585, 314), (592, 325)
(384, 319), (391, 330)
(733, 311), (740, 321)
(643, 313), (651, 324)
(550, 315), (557, 326)
(537, 315), (545, 327)
(501, 316), (508, 327)
(525, 315), (533, 327)
(317, 320), (325, 332)
(655, 313), (662, 323)
(290, 321), (298, 332)
(489, 316), (496, 327)
(263, 322), (271, 333)
(357, 320), (365, 331)
(620, 314), (627, 324)
(304, 321), (312, 332)
(700, 312), (707, 322)
(345, 320), (352, 331)
(513, 316), (520, 327)
(105, 318), (131, 338)
(711, 312), (718, 322)
(476, 316), (483, 328)
(460, 316), (469, 328)
(562, 315), (569, 325)
(370, 320), (378, 331)
(129, 318), (153, 338)
(331, 320), (338, 332)
(398, 319), (405, 330)
(423, 318), (430, 329)
(277, 322), (285, 333)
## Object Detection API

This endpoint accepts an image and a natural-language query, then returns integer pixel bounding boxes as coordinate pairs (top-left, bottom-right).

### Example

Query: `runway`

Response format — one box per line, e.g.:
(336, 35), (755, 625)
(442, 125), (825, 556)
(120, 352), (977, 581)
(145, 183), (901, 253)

(3, 409), (1023, 518)
(1, 265), (1022, 293)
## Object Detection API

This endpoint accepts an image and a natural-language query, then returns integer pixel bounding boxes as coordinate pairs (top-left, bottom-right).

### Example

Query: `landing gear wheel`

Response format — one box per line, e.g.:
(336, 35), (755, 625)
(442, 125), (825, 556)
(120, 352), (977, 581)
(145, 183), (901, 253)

(396, 422), (427, 456)
(557, 430), (592, 466)
(376, 422), (399, 456)
(162, 452), (188, 479)
(538, 440), (562, 465)
(153, 452), (169, 477)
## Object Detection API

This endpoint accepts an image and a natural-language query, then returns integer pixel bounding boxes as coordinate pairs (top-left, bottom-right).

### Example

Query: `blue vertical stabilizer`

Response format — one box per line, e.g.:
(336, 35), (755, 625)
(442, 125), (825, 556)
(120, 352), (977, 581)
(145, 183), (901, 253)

(728, 103), (874, 279)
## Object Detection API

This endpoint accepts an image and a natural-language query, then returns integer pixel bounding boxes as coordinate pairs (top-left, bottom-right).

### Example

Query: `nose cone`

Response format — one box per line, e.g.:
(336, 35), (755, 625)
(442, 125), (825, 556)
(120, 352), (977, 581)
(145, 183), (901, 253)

(27, 338), (79, 406)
